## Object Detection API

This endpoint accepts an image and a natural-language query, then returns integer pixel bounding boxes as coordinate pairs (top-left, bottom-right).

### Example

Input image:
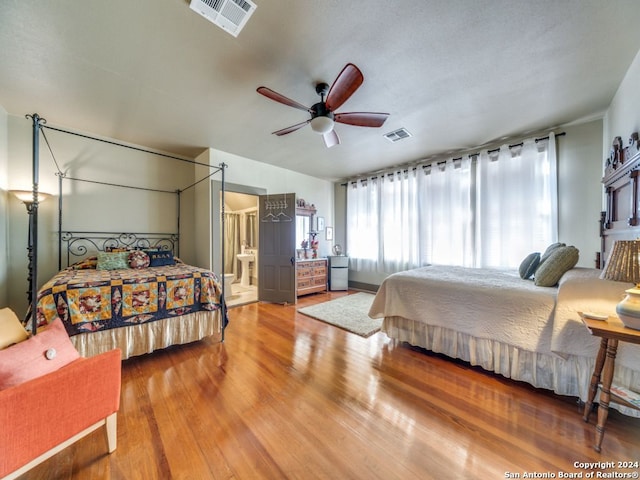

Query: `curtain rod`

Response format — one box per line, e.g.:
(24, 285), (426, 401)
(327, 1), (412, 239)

(341, 131), (566, 186)
(41, 124), (214, 169)
(484, 132), (565, 156)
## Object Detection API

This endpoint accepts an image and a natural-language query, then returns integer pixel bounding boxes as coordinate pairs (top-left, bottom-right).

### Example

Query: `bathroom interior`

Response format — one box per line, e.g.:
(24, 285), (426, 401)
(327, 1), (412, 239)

(223, 191), (259, 307)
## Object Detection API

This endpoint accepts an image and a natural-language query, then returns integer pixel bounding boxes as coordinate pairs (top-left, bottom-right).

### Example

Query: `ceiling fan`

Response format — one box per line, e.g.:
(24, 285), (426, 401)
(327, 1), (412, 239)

(256, 63), (390, 148)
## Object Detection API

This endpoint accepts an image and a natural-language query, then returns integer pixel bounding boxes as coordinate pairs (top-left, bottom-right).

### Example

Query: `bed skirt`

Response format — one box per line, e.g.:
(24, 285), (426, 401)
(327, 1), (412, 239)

(382, 316), (640, 418)
(71, 310), (223, 360)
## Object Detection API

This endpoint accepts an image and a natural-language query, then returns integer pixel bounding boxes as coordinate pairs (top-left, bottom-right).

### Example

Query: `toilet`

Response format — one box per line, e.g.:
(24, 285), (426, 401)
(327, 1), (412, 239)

(223, 273), (235, 298)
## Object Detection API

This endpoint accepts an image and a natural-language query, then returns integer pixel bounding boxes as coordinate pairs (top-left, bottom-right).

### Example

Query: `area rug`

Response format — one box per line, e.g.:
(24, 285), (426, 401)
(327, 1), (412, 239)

(297, 293), (381, 337)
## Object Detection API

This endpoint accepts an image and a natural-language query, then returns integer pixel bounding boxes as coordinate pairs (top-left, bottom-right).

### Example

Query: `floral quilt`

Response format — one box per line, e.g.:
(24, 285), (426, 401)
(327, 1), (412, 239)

(35, 262), (225, 336)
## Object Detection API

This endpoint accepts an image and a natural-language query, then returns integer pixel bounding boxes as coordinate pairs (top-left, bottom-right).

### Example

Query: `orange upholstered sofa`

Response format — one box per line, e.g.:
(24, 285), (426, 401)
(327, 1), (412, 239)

(0, 347), (121, 479)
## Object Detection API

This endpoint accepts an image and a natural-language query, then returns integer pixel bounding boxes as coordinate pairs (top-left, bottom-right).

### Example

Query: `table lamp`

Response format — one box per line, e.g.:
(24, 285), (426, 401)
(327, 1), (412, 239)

(601, 239), (640, 330)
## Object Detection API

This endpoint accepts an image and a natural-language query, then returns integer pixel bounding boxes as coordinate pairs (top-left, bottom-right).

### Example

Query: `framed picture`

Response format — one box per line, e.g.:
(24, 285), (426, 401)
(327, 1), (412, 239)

(316, 216), (325, 232)
(325, 226), (333, 241)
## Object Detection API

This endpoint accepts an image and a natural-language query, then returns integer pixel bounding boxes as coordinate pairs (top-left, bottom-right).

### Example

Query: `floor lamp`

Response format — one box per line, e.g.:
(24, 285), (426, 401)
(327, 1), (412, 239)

(10, 190), (49, 333)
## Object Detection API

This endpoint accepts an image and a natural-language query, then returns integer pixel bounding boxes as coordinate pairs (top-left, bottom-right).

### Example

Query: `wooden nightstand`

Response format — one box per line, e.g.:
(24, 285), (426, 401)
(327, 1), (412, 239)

(581, 313), (640, 452)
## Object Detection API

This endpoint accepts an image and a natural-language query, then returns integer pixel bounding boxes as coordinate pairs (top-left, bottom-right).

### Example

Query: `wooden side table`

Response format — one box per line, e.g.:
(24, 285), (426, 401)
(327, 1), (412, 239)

(581, 314), (640, 452)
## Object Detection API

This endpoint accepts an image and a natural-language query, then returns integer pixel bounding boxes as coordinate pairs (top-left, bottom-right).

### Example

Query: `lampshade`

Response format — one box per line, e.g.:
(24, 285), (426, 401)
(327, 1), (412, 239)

(10, 190), (50, 204)
(603, 240), (640, 330)
(310, 116), (334, 135)
(602, 240), (640, 283)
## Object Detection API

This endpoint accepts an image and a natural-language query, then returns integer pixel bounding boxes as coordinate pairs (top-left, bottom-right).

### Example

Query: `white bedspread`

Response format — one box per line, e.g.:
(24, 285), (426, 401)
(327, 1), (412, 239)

(369, 265), (558, 353)
(371, 265), (640, 415)
(369, 265), (640, 365)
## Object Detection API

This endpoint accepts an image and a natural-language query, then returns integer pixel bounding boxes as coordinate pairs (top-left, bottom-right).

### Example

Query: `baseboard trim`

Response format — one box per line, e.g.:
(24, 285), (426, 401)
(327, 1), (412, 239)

(348, 281), (379, 293)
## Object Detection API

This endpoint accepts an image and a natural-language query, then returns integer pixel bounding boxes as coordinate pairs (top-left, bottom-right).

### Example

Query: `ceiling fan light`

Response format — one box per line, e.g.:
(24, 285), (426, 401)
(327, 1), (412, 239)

(310, 116), (334, 135)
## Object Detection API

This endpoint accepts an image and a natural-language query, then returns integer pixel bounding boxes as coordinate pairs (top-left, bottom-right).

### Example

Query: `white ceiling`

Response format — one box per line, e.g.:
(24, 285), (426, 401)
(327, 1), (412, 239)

(2, 0), (640, 182)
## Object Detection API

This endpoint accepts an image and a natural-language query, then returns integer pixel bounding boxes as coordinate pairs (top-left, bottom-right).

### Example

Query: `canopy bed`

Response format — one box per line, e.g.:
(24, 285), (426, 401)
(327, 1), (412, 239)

(369, 132), (640, 418)
(22, 113), (228, 359)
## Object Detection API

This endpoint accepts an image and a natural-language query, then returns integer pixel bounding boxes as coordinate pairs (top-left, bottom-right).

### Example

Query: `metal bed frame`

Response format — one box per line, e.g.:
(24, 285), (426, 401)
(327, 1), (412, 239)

(25, 113), (228, 341)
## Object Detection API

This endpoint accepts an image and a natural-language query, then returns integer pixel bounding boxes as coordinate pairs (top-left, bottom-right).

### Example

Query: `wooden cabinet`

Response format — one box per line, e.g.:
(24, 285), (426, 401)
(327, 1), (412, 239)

(296, 259), (327, 296)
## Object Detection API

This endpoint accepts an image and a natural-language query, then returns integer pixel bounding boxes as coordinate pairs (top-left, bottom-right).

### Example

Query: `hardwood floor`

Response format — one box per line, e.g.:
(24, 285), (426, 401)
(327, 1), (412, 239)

(19, 291), (640, 479)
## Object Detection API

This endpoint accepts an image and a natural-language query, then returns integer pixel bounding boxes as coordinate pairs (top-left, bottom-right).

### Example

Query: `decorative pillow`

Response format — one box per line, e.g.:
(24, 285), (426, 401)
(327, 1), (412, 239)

(67, 256), (98, 270)
(534, 246), (579, 287)
(128, 250), (150, 269)
(96, 251), (130, 270)
(146, 250), (175, 267)
(0, 318), (80, 389)
(0, 308), (29, 350)
(519, 252), (540, 280)
(539, 242), (566, 266)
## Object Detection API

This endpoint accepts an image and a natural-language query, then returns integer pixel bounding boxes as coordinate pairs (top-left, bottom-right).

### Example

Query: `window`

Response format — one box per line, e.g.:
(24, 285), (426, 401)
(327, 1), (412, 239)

(346, 134), (557, 273)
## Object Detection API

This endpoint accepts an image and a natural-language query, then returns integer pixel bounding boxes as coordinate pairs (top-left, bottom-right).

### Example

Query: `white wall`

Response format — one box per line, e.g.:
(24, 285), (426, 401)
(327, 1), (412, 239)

(604, 48), (640, 157)
(186, 148), (334, 275)
(0, 106), (8, 307)
(557, 120), (604, 268)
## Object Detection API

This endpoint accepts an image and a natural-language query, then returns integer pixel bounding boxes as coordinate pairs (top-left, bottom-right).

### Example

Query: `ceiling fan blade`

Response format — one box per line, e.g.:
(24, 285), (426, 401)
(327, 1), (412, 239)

(325, 63), (364, 112)
(334, 112), (390, 127)
(257, 87), (311, 112)
(323, 129), (340, 148)
(272, 120), (310, 136)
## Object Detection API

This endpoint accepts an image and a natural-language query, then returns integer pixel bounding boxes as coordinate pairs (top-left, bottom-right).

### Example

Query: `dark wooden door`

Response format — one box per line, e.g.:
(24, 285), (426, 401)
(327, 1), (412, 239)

(258, 193), (296, 304)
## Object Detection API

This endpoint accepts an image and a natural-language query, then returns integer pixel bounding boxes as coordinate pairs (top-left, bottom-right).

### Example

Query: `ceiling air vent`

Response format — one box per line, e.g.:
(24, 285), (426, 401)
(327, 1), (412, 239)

(384, 127), (412, 143)
(189, 0), (257, 37)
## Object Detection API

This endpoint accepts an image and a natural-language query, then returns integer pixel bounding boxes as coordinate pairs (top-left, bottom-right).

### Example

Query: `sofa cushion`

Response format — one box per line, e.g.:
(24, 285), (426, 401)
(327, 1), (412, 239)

(0, 318), (80, 389)
(0, 308), (28, 350)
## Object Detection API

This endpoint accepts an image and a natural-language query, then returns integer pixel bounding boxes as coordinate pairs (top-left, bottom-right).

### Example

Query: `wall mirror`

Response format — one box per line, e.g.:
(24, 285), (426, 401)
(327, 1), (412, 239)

(295, 199), (316, 249)
(296, 215), (310, 248)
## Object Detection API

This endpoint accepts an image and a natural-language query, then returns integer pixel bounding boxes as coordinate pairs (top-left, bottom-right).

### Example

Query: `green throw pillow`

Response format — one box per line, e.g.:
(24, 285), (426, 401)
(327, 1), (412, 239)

(519, 252), (540, 279)
(97, 251), (129, 270)
(534, 246), (579, 287)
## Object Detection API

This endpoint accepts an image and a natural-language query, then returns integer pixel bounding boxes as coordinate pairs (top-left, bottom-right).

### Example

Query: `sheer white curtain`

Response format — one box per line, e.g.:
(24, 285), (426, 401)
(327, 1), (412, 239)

(348, 171), (422, 273)
(378, 170), (420, 272)
(475, 133), (557, 268)
(347, 177), (380, 272)
(347, 133), (557, 274)
(418, 158), (473, 267)
(347, 157), (473, 273)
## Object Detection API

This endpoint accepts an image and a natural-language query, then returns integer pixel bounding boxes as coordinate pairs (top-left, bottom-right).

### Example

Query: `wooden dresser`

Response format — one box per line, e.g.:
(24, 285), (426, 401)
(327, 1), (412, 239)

(296, 259), (327, 296)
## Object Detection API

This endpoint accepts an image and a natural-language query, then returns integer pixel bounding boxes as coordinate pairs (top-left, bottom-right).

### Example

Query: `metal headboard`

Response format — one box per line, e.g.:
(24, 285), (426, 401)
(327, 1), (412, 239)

(60, 231), (179, 269)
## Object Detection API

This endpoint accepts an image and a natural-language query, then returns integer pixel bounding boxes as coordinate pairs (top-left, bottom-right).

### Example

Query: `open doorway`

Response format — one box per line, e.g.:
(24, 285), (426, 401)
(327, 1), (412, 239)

(223, 191), (259, 307)
(212, 180), (267, 308)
